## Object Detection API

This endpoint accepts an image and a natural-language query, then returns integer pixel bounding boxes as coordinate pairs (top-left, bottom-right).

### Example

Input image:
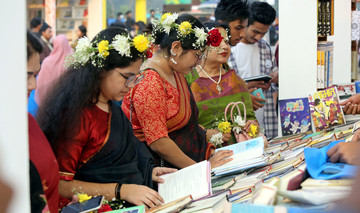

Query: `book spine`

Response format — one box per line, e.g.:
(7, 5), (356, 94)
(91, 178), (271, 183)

(329, 45), (334, 87)
(326, 0), (331, 36)
(317, 50), (321, 89)
(324, 48), (328, 88)
(318, 0), (322, 35)
(320, 47), (325, 89)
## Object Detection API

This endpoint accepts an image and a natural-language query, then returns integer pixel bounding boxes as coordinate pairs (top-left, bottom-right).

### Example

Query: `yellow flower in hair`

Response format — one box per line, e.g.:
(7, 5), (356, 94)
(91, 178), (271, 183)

(78, 194), (92, 203)
(248, 124), (259, 138)
(179, 21), (192, 35)
(133, 35), (149, 52)
(98, 40), (109, 57)
(218, 121), (231, 133)
(160, 13), (171, 23)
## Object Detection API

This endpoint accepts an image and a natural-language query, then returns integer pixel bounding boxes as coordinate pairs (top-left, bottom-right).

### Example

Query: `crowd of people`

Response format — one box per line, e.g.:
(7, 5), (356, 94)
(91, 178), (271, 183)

(11, 0), (360, 212)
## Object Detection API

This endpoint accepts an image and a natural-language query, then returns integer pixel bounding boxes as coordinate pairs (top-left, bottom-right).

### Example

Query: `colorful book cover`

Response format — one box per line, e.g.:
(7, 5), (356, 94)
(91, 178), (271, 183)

(337, 83), (356, 98)
(279, 98), (312, 136)
(308, 86), (346, 132)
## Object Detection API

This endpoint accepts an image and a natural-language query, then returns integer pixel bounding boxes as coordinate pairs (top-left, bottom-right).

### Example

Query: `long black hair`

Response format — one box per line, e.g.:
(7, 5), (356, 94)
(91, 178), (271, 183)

(37, 27), (142, 152)
(27, 30), (43, 60)
(149, 14), (207, 56)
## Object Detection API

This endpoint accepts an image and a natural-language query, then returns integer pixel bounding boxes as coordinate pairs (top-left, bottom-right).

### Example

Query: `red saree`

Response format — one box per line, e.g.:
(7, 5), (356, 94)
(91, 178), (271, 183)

(122, 69), (214, 168)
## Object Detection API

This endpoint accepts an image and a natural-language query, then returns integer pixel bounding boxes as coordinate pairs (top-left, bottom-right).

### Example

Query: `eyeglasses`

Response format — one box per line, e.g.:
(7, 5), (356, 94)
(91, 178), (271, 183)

(116, 71), (144, 87)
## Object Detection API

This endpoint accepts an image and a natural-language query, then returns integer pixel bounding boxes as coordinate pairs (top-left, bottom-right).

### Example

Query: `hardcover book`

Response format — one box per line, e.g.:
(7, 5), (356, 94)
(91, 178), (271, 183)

(279, 98), (312, 136)
(308, 86), (346, 132)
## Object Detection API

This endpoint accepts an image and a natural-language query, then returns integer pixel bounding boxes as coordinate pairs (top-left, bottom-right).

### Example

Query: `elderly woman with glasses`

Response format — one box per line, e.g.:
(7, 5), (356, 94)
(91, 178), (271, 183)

(36, 27), (176, 210)
(122, 14), (233, 170)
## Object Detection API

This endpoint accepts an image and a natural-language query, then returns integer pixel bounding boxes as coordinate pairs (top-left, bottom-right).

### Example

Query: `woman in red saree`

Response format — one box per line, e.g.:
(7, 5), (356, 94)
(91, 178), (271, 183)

(122, 14), (233, 169)
(37, 28), (176, 209)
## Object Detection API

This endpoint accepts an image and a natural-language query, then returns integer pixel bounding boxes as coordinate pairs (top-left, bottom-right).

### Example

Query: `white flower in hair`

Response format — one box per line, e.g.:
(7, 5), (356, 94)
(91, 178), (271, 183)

(160, 13), (178, 34)
(112, 34), (131, 57)
(210, 132), (224, 147)
(194, 27), (207, 47)
(234, 115), (246, 126)
(74, 37), (94, 65)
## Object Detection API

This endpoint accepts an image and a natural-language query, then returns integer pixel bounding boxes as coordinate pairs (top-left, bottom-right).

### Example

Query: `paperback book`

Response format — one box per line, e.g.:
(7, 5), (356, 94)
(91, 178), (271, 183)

(279, 98), (312, 136)
(308, 86), (345, 132)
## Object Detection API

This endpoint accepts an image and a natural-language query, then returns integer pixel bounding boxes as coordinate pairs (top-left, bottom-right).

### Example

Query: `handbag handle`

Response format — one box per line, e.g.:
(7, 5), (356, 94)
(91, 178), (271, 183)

(230, 101), (247, 124)
(224, 102), (236, 122)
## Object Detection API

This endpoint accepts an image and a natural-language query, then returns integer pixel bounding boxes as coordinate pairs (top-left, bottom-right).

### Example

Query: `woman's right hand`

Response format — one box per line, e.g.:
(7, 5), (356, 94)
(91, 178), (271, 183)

(340, 94), (360, 115)
(209, 150), (233, 169)
(120, 184), (164, 209)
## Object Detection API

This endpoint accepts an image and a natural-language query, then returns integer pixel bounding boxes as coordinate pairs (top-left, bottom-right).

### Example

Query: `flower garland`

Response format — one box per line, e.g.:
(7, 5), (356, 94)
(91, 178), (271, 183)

(67, 34), (153, 68)
(151, 13), (209, 50)
(209, 115), (260, 147)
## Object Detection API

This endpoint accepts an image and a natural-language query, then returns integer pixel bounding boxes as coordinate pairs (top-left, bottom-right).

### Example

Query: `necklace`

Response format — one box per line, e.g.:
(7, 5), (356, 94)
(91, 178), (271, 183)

(198, 65), (222, 94)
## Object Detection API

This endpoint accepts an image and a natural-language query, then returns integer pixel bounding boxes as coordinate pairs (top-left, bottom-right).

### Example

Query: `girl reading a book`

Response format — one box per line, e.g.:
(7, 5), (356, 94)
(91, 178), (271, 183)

(37, 27), (176, 209)
(122, 14), (233, 169)
(185, 22), (263, 147)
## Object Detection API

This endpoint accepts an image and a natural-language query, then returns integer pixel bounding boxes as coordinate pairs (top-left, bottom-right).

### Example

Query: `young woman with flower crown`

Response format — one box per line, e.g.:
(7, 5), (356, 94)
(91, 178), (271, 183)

(122, 14), (233, 169)
(36, 27), (177, 209)
(185, 21), (266, 148)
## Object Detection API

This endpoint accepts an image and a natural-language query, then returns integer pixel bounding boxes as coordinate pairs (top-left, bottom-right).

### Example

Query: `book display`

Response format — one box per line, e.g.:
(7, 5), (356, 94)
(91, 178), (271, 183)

(148, 122), (357, 212)
(56, 0), (88, 41)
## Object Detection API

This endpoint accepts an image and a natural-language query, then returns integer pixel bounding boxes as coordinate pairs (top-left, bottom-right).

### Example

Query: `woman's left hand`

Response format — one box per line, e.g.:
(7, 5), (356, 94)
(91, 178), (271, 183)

(152, 167), (178, 183)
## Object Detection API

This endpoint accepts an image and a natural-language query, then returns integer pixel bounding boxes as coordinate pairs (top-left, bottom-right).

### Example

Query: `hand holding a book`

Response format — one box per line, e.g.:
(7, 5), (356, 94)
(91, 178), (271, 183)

(327, 142), (360, 165)
(120, 184), (164, 209)
(248, 88), (265, 111)
(340, 94), (360, 115)
(247, 81), (271, 91)
(152, 167), (178, 183)
(209, 150), (233, 169)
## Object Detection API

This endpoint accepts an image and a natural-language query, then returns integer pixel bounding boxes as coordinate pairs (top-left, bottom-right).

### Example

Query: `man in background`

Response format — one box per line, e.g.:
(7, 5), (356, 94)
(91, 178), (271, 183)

(147, 9), (157, 24)
(231, 2), (278, 139)
(125, 10), (136, 35)
(215, 0), (250, 73)
(39, 22), (53, 63)
(30, 17), (42, 38)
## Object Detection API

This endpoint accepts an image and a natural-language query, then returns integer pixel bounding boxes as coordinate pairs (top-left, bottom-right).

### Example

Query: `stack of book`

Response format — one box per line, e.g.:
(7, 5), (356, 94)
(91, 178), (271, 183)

(317, 42), (334, 89)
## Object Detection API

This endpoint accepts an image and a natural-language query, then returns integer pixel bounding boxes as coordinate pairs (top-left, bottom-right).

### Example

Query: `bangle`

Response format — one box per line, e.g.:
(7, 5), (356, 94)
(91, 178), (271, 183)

(115, 183), (122, 199)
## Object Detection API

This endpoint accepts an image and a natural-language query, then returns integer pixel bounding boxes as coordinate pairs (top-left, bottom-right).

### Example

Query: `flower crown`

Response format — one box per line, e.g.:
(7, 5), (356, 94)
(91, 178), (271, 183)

(151, 13), (210, 49)
(67, 34), (153, 68)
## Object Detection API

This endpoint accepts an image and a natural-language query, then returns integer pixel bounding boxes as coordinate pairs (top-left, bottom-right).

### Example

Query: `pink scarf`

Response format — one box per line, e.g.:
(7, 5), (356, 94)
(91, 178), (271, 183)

(35, 34), (73, 106)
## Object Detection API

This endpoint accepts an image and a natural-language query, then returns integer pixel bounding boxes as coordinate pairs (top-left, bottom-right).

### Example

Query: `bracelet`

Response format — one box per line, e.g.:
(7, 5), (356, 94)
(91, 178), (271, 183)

(115, 183), (122, 200)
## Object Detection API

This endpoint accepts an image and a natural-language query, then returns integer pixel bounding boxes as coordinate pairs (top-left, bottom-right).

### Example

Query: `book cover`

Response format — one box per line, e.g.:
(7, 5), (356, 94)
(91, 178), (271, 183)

(308, 86), (346, 132)
(337, 83), (356, 100)
(279, 98), (312, 136)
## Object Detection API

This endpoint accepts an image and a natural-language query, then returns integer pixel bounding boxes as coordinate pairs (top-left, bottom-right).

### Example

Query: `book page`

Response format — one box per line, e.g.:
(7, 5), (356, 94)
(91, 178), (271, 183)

(158, 161), (210, 203)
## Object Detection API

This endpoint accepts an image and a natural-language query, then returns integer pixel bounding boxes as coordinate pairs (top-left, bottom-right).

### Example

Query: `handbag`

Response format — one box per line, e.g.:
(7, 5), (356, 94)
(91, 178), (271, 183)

(224, 101), (252, 143)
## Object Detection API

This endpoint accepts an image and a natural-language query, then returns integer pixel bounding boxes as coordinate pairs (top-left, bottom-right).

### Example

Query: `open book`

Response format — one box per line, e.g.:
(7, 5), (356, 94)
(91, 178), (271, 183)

(158, 161), (211, 204)
(212, 137), (267, 176)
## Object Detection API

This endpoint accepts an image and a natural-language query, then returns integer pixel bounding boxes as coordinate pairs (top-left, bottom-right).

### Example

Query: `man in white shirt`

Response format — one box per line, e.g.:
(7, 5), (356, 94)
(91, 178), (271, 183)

(232, 2), (278, 139)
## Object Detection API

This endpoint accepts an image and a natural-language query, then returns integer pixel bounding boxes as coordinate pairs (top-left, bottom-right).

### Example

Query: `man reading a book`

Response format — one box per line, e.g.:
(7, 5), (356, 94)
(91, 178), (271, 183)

(230, 2), (278, 139)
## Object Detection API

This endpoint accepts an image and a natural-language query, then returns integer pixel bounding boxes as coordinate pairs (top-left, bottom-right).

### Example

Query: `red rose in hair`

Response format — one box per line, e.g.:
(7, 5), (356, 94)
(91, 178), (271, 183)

(207, 28), (223, 47)
(98, 204), (112, 212)
(146, 44), (154, 58)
